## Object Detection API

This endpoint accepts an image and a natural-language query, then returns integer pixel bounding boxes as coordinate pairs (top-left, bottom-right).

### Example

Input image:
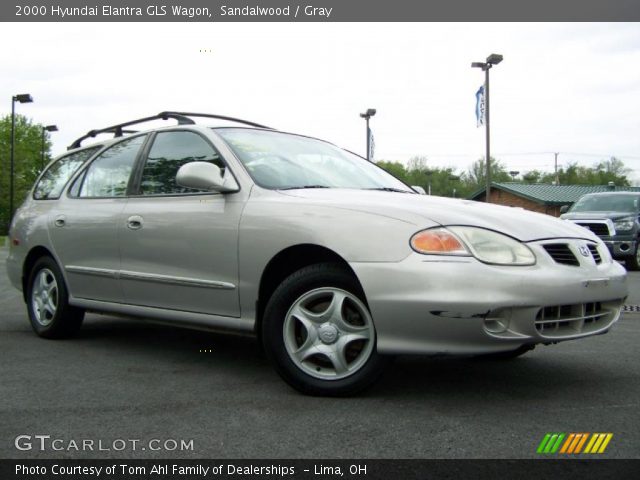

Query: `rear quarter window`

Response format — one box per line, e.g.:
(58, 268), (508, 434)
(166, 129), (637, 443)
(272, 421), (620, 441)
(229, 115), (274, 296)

(33, 147), (101, 200)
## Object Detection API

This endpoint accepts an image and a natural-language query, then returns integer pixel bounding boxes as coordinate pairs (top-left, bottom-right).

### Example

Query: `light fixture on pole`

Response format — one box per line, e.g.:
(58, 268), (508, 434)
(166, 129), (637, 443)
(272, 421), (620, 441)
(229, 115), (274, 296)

(509, 170), (520, 181)
(471, 53), (503, 202)
(9, 93), (33, 229)
(41, 125), (58, 171)
(359, 108), (376, 161)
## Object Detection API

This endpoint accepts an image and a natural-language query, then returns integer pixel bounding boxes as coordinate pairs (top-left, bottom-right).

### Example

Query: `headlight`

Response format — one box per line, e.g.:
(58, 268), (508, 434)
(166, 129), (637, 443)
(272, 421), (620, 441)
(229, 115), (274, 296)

(410, 227), (536, 266)
(613, 216), (635, 232)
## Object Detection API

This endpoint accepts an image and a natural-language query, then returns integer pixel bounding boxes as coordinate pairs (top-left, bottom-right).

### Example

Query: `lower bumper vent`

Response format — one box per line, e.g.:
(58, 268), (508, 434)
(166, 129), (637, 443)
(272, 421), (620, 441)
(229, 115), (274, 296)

(535, 302), (614, 337)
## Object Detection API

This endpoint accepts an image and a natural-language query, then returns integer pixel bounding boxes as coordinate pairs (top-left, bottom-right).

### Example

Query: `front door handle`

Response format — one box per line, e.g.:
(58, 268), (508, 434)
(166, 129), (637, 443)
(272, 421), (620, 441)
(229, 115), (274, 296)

(127, 215), (144, 230)
(54, 215), (66, 227)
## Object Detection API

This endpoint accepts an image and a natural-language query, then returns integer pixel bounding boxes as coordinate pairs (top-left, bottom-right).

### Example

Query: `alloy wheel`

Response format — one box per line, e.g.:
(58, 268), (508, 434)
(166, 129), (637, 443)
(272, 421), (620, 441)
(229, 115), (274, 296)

(283, 287), (375, 380)
(31, 268), (58, 326)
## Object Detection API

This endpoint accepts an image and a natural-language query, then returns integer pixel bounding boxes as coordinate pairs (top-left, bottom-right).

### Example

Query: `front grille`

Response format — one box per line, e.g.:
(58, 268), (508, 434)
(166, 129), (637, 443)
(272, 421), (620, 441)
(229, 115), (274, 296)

(535, 302), (612, 337)
(543, 244), (579, 266)
(588, 244), (602, 264)
(575, 222), (611, 237)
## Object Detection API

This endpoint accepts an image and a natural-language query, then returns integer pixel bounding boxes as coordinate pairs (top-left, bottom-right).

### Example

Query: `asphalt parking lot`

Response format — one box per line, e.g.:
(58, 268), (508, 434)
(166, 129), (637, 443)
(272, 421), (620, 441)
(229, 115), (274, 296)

(1, 246), (638, 459)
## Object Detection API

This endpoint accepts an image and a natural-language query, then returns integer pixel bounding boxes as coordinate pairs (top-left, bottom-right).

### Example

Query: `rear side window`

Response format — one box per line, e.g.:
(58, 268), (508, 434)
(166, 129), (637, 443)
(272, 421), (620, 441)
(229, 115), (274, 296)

(138, 131), (224, 195)
(33, 147), (100, 200)
(78, 135), (146, 198)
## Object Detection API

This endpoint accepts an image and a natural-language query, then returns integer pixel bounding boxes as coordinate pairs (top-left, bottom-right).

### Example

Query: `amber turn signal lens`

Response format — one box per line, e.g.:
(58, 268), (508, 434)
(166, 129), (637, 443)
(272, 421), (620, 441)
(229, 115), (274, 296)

(410, 229), (467, 255)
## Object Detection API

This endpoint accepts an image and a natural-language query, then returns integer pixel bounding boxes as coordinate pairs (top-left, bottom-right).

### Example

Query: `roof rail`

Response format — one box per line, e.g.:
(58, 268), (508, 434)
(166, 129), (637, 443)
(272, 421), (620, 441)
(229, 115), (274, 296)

(68, 111), (272, 150)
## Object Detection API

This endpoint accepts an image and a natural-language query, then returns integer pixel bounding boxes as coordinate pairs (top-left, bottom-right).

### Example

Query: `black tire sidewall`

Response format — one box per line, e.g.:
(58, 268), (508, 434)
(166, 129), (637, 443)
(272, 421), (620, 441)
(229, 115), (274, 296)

(262, 263), (384, 396)
(26, 256), (83, 338)
(627, 243), (640, 271)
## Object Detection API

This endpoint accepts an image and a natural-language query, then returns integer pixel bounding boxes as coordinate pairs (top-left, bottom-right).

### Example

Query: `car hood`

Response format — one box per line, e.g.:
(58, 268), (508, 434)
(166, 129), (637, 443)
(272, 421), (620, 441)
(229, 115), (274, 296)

(277, 189), (596, 242)
(561, 211), (634, 221)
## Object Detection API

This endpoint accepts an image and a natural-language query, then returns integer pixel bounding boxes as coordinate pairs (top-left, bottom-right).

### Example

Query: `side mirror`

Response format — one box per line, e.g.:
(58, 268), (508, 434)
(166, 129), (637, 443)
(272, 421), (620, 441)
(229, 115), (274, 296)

(412, 185), (427, 195)
(176, 162), (239, 193)
(559, 205), (569, 214)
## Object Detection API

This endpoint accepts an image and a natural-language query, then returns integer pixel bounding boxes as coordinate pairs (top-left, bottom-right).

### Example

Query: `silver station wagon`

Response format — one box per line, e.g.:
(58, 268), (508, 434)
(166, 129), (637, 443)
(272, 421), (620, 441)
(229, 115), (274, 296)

(7, 112), (628, 395)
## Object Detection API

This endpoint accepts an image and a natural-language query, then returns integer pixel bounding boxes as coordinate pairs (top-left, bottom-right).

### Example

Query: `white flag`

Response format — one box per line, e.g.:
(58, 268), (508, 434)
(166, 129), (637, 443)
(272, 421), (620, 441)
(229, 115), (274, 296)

(368, 127), (375, 160)
(475, 84), (485, 127)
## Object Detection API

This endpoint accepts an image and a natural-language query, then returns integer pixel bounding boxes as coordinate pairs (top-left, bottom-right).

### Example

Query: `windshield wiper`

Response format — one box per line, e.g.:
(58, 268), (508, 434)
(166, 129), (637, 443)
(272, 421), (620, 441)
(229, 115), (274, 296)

(279, 185), (331, 190)
(366, 187), (412, 193)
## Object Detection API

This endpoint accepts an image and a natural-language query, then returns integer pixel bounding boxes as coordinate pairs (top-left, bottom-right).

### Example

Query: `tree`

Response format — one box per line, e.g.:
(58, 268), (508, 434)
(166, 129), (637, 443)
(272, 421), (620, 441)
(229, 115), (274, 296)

(1, 114), (50, 234)
(375, 161), (407, 182)
(464, 157), (511, 190)
(522, 170), (544, 184)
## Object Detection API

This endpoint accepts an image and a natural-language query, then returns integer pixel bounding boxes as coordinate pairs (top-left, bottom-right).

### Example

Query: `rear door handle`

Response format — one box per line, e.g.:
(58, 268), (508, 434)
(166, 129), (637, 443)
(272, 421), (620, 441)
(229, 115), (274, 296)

(127, 215), (144, 230)
(54, 215), (66, 227)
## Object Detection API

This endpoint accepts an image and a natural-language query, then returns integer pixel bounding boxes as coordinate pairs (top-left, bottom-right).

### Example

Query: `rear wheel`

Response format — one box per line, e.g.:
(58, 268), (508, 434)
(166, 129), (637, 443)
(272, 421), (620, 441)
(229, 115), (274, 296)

(26, 256), (84, 339)
(262, 263), (385, 396)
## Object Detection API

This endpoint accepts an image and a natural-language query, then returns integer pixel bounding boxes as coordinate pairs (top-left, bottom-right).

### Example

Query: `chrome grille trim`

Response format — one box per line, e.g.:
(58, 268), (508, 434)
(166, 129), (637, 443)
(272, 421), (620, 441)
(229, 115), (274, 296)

(572, 220), (614, 237)
(542, 244), (579, 266)
(587, 244), (602, 264)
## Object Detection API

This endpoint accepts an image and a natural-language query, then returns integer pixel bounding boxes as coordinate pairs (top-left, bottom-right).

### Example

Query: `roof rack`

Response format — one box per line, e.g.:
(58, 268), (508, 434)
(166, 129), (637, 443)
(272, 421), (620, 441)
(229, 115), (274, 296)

(68, 111), (272, 150)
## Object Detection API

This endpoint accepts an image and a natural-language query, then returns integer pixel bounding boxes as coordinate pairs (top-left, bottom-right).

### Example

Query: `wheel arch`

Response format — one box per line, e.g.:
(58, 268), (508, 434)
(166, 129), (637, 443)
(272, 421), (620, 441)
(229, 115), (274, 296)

(255, 244), (366, 336)
(22, 246), (56, 302)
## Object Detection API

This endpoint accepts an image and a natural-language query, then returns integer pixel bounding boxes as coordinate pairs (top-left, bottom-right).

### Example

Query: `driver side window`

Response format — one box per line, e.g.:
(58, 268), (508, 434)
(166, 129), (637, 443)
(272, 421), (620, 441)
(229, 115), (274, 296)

(138, 131), (225, 195)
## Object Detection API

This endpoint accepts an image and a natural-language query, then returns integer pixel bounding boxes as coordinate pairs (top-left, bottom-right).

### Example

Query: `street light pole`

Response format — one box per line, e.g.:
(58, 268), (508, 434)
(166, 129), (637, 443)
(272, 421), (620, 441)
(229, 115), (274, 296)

(484, 65), (491, 199)
(9, 93), (33, 229)
(41, 125), (58, 171)
(472, 54), (503, 203)
(359, 108), (376, 161)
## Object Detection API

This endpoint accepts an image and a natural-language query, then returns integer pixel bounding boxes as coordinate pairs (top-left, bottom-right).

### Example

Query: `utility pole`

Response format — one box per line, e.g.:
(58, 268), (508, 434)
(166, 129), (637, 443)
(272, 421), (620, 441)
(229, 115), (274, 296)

(554, 152), (559, 185)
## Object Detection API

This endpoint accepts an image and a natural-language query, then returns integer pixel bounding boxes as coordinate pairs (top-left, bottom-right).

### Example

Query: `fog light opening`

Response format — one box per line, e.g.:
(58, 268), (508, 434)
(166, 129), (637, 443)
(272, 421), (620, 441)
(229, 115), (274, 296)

(484, 318), (510, 334)
(619, 243), (630, 252)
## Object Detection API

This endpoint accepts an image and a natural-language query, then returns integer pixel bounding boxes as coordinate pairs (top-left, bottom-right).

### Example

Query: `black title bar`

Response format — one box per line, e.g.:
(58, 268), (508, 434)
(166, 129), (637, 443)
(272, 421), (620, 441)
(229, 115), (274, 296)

(3, 0), (640, 22)
(3, 459), (640, 480)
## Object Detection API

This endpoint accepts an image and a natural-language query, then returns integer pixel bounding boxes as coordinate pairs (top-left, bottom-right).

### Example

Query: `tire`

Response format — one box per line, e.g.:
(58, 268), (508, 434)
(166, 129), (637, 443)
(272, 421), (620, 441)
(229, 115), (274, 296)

(262, 263), (385, 396)
(626, 243), (640, 271)
(26, 256), (84, 339)
(477, 344), (535, 360)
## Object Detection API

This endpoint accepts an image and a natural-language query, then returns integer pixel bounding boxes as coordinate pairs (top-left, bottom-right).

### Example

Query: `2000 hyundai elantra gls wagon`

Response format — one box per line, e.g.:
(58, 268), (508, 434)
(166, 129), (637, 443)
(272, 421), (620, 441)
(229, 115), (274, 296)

(7, 112), (628, 395)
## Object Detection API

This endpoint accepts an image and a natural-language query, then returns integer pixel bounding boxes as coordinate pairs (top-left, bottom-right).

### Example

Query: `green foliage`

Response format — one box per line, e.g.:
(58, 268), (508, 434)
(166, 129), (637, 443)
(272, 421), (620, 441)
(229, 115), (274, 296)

(375, 161), (407, 181)
(378, 153), (633, 201)
(521, 159), (630, 186)
(1, 114), (51, 234)
(465, 157), (512, 188)
(377, 156), (468, 198)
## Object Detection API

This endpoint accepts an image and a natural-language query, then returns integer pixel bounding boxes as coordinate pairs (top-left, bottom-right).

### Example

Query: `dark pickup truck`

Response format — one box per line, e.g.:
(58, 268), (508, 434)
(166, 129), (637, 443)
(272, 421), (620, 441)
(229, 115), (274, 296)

(560, 191), (640, 270)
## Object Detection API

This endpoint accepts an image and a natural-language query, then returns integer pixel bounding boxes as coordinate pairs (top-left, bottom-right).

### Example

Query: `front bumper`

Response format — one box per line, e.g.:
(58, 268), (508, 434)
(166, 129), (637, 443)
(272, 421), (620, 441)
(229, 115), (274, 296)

(602, 238), (636, 259)
(350, 243), (627, 355)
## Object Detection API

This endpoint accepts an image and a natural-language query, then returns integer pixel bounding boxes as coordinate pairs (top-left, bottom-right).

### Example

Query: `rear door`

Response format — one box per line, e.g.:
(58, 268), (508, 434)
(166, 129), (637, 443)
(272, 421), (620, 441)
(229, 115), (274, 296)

(118, 130), (243, 317)
(49, 135), (147, 303)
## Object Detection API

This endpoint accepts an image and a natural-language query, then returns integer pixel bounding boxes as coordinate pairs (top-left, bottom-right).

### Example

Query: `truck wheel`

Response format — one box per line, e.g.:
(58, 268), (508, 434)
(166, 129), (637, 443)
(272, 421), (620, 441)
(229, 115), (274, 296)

(262, 263), (385, 396)
(627, 244), (640, 271)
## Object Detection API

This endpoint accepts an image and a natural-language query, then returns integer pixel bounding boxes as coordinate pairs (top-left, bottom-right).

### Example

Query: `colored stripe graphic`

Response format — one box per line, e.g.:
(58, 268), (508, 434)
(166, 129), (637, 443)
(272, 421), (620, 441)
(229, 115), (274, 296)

(539, 433), (613, 454)
(585, 433), (613, 454)
(537, 433), (565, 454)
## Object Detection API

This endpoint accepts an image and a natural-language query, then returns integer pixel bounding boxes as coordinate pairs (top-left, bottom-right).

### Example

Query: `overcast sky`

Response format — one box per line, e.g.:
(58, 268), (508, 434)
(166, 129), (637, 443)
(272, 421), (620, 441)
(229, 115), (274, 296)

(1, 22), (639, 181)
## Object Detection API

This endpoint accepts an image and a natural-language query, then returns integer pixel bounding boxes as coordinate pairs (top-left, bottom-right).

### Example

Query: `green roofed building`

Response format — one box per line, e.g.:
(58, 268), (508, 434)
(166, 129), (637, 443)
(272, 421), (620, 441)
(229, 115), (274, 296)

(469, 183), (640, 217)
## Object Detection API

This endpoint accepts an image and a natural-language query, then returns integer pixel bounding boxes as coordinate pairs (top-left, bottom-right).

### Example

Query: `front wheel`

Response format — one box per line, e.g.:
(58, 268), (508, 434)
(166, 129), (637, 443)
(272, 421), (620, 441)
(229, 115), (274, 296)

(26, 256), (84, 338)
(626, 243), (640, 271)
(262, 263), (385, 396)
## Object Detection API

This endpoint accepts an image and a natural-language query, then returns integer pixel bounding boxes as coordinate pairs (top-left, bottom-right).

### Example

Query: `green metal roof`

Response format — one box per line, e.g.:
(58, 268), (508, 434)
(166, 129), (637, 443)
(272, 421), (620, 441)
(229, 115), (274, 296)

(469, 183), (640, 205)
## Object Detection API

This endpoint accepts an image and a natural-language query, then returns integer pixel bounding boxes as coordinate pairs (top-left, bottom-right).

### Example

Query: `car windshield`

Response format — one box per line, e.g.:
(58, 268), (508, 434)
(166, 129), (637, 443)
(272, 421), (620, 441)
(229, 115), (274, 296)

(215, 128), (413, 192)
(570, 194), (639, 213)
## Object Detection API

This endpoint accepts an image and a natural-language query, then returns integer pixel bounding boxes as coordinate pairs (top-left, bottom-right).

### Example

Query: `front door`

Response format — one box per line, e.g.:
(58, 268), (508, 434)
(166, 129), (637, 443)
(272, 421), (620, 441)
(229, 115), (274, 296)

(118, 130), (242, 317)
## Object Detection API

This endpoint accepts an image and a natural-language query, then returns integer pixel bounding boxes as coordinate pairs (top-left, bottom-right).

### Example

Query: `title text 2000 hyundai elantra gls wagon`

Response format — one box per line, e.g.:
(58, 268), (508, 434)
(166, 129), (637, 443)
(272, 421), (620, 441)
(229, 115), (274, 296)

(7, 112), (628, 395)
